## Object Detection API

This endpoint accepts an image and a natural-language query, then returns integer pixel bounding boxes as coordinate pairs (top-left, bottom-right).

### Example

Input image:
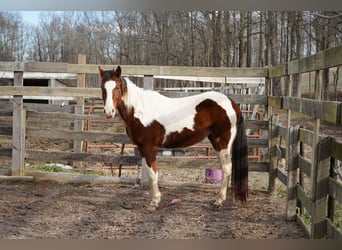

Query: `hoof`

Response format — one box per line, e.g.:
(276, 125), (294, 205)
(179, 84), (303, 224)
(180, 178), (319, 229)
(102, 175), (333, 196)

(146, 205), (158, 211)
(147, 200), (159, 211)
(212, 200), (223, 210)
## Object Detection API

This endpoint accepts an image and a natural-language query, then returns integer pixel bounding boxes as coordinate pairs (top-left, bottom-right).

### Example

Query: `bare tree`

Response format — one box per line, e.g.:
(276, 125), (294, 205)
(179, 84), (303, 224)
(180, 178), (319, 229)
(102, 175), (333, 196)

(0, 12), (26, 61)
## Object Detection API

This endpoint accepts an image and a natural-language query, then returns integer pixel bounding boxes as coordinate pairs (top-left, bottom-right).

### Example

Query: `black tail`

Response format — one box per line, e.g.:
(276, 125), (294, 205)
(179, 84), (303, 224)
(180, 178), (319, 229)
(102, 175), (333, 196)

(232, 115), (248, 203)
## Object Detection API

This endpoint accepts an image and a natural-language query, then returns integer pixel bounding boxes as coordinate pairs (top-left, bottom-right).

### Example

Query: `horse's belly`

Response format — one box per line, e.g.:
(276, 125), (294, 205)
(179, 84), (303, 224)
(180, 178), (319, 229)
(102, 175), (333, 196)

(161, 128), (208, 149)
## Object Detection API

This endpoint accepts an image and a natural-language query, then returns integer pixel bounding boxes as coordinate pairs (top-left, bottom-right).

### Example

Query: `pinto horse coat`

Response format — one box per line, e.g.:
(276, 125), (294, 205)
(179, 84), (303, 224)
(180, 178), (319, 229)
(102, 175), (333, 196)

(99, 66), (248, 208)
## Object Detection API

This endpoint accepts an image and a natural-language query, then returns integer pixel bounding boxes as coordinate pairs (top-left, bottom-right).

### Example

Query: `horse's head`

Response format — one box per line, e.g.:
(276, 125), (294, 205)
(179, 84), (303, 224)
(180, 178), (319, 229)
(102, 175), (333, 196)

(99, 65), (124, 118)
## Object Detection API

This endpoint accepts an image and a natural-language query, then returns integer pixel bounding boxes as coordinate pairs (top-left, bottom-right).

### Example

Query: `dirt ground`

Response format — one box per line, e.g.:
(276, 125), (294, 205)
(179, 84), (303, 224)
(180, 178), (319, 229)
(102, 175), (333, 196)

(0, 179), (307, 239)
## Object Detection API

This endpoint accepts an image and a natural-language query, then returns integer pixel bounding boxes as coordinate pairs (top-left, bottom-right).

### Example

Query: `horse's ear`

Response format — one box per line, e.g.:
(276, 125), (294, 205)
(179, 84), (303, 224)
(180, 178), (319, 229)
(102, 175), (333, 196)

(99, 66), (105, 77)
(114, 66), (121, 77)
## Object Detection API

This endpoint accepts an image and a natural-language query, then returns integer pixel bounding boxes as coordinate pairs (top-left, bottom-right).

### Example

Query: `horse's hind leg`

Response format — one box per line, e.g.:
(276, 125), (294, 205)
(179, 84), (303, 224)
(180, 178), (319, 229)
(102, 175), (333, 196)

(214, 148), (232, 207)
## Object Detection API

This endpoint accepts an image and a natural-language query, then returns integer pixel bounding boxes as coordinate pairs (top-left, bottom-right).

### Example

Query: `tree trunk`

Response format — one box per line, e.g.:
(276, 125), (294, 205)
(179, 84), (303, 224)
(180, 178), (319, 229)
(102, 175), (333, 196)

(239, 11), (247, 67)
(267, 11), (282, 96)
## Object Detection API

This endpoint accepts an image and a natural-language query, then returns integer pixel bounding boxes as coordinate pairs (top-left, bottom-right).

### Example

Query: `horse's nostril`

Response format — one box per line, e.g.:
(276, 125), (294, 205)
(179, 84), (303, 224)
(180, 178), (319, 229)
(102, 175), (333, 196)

(103, 109), (106, 113)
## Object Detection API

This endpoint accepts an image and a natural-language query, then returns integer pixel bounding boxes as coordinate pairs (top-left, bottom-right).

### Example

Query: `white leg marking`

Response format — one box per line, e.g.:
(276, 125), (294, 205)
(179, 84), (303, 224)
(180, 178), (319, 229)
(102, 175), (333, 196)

(214, 148), (232, 206)
(145, 165), (161, 207)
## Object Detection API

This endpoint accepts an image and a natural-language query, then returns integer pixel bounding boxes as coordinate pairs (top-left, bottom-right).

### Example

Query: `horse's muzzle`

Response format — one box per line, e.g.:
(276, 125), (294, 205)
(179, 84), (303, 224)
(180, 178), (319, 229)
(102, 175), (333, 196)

(104, 109), (115, 119)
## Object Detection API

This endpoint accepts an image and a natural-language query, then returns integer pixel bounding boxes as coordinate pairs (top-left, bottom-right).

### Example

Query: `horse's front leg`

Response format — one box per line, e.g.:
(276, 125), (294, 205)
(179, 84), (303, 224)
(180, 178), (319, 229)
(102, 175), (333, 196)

(142, 156), (161, 209)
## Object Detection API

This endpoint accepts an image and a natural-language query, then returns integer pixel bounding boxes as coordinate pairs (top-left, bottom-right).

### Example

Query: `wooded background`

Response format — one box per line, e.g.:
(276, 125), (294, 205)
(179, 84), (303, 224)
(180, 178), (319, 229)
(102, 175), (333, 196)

(1, 11), (341, 98)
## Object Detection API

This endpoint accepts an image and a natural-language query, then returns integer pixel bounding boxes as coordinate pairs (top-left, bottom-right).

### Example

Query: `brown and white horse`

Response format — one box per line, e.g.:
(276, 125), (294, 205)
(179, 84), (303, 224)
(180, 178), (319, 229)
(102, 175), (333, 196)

(99, 66), (248, 209)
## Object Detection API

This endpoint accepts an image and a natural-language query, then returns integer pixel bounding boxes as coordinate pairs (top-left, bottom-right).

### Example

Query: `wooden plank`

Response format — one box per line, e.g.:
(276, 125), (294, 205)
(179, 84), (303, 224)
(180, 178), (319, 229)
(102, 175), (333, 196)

(330, 139), (342, 161)
(269, 44), (342, 77)
(25, 61), (68, 73)
(326, 218), (342, 239)
(328, 177), (342, 203)
(0, 62), (25, 71)
(11, 71), (25, 176)
(322, 101), (341, 124)
(26, 128), (132, 144)
(317, 136), (333, 162)
(25, 149), (141, 165)
(75, 55), (86, 157)
(297, 184), (314, 216)
(295, 44), (342, 74)
(268, 114), (280, 193)
(295, 214), (312, 239)
(26, 171), (137, 185)
(276, 169), (287, 185)
(286, 124), (300, 219)
(229, 94), (267, 105)
(1, 71), (77, 79)
(25, 103), (75, 113)
(0, 86), (101, 98)
(0, 176), (34, 182)
(0, 101), (12, 112)
(156, 76), (265, 84)
(246, 138), (268, 147)
(299, 128), (313, 146)
(278, 126), (287, 138)
(268, 64), (286, 78)
(245, 120), (268, 131)
(269, 144), (283, 159)
(268, 96), (282, 108)
(73, 105), (84, 165)
(311, 136), (332, 238)
(298, 155), (312, 177)
(282, 97), (340, 125)
(26, 110), (107, 122)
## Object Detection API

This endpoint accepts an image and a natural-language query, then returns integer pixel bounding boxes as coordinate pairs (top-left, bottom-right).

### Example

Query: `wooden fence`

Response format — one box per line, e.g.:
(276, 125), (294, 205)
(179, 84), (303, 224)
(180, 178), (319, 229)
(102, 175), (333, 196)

(0, 63), (269, 186)
(267, 44), (342, 239)
(1, 44), (342, 238)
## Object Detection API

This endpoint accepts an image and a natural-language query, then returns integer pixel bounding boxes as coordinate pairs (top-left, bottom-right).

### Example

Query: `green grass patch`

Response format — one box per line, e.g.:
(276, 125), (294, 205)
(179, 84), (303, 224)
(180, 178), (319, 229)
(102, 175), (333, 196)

(28, 163), (105, 176)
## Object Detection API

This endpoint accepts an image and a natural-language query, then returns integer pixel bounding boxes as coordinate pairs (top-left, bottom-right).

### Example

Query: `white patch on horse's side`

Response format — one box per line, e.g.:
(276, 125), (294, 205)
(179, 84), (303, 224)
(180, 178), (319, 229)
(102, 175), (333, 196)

(122, 78), (238, 141)
(104, 80), (116, 117)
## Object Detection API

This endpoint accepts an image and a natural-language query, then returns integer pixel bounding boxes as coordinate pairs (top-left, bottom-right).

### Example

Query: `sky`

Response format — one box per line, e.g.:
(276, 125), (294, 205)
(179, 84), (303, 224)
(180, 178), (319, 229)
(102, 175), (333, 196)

(18, 11), (41, 25)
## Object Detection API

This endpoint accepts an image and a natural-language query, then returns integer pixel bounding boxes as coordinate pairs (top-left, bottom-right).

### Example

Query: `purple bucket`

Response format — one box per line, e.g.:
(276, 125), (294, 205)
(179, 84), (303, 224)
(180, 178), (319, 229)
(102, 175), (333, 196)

(205, 168), (222, 184)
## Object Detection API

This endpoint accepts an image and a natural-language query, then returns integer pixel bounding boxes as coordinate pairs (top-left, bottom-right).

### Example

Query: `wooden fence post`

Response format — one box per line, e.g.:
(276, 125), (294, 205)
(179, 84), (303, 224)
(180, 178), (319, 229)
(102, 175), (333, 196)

(310, 69), (323, 238)
(141, 75), (154, 187)
(311, 136), (332, 238)
(286, 125), (299, 220)
(12, 71), (26, 176)
(73, 54), (86, 168)
(268, 114), (279, 194)
(327, 157), (337, 223)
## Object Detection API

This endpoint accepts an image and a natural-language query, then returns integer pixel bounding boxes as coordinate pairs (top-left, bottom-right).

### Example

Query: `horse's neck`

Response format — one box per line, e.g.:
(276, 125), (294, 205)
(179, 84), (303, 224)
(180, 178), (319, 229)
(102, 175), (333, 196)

(117, 79), (145, 121)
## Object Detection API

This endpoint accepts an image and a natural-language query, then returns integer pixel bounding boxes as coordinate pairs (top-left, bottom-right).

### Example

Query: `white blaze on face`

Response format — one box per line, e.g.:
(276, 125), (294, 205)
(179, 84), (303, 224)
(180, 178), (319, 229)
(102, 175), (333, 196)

(104, 80), (116, 118)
